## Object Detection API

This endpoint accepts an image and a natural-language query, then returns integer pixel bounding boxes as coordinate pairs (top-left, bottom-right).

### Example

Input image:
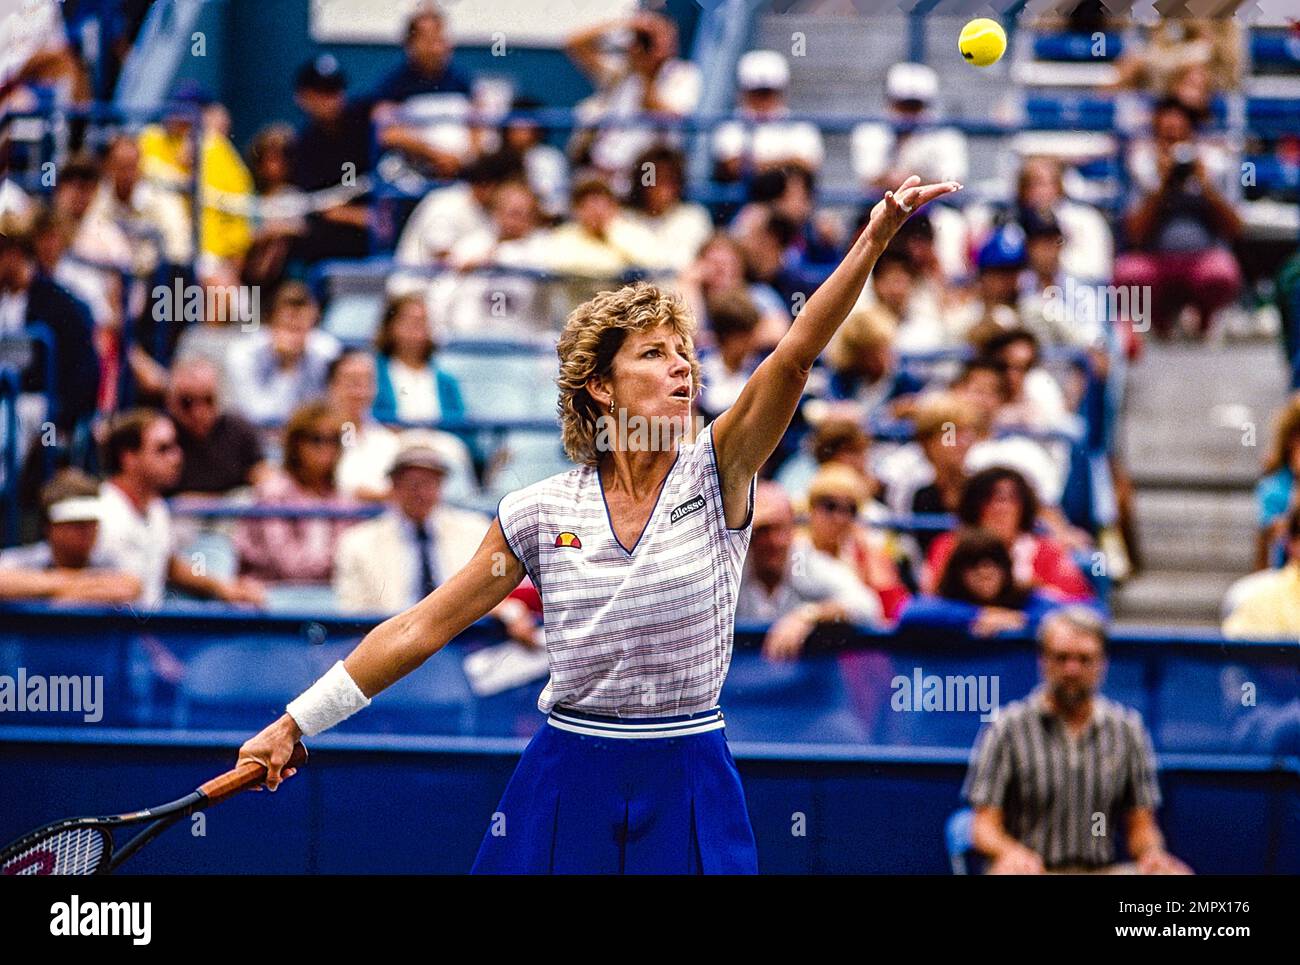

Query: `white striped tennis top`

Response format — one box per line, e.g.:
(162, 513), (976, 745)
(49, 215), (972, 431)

(497, 420), (755, 717)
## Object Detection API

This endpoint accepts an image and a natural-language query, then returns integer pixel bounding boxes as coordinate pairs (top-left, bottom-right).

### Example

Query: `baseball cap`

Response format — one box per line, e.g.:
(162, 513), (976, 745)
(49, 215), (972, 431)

(168, 79), (214, 111)
(737, 50), (790, 92)
(886, 62), (938, 105)
(296, 54), (347, 94)
(977, 223), (1027, 271)
(47, 496), (103, 524)
(388, 431), (452, 477)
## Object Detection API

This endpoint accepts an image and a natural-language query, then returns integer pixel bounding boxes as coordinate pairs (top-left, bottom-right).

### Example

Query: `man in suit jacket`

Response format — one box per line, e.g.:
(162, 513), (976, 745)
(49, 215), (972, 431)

(333, 430), (539, 643)
(0, 221), (99, 431)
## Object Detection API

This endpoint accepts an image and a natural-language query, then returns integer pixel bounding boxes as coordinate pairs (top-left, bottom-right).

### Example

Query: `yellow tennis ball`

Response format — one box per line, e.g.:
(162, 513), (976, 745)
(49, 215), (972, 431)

(958, 18), (1006, 68)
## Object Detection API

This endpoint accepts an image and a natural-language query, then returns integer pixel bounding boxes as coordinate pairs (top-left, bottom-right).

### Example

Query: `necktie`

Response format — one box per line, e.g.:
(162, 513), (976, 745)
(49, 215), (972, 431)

(413, 521), (438, 597)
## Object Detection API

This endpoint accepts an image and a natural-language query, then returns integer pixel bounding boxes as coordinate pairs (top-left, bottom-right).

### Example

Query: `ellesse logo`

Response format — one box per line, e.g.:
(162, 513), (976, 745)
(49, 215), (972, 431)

(670, 494), (705, 524)
(554, 531), (582, 549)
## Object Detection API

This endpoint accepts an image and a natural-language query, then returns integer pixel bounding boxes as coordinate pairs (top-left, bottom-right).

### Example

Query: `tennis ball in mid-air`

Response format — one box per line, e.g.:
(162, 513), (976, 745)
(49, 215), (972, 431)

(958, 18), (1006, 67)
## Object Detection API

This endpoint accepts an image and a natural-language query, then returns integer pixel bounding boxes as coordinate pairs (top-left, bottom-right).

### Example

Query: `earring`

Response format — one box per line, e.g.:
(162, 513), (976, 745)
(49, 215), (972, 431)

(609, 399), (615, 414)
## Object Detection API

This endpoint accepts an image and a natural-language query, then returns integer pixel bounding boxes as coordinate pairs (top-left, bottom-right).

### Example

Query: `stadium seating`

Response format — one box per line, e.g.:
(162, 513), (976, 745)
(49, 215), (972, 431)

(3, 2), (1298, 879)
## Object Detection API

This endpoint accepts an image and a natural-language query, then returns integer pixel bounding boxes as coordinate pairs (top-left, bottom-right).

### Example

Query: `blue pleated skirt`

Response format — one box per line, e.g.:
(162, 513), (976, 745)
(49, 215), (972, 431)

(471, 706), (758, 874)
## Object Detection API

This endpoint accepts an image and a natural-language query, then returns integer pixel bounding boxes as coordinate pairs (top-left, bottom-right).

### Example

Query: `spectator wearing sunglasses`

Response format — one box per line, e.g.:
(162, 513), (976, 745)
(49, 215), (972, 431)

(974, 327), (1071, 434)
(233, 401), (359, 584)
(736, 481), (882, 661)
(96, 409), (264, 608)
(165, 357), (270, 496)
(803, 465), (910, 621)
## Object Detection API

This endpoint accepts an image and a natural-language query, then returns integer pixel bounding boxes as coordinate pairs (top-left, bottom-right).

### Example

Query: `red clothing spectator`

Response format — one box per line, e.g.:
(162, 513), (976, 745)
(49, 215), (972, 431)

(925, 530), (1094, 602)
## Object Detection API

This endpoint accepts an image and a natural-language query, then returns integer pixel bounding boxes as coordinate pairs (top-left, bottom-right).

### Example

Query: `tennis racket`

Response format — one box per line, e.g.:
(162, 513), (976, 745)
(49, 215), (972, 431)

(0, 742), (307, 875)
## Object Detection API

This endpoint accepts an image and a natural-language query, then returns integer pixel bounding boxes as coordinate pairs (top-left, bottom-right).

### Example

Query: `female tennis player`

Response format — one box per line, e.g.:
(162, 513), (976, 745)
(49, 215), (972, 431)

(237, 175), (960, 873)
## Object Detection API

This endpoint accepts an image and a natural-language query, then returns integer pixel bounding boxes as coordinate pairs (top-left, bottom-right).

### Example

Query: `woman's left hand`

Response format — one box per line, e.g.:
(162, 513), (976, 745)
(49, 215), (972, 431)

(862, 175), (962, 247)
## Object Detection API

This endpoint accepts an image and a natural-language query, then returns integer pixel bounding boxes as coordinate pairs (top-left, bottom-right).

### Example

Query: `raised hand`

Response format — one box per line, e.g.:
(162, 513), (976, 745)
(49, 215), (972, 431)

(863, 175), (962, 246)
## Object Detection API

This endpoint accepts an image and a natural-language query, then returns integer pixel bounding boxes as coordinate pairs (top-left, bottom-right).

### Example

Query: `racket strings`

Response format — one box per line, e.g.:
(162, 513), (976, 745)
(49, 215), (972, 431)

(1, 826), (107, 875)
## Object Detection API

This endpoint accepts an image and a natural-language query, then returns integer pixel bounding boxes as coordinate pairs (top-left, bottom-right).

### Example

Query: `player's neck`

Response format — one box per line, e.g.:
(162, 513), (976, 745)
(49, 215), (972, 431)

(599, 447), (677, 501)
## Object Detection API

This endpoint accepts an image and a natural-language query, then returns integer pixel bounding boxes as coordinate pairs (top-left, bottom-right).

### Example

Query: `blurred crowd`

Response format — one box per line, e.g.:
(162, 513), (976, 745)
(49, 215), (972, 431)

(0, 2), (1288, 653)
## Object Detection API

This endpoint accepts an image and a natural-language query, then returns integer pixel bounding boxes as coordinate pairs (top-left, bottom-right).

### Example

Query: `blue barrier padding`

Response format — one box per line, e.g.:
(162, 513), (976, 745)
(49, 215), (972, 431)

(1252, 33), (1300, 67)
(0, 611), (1297, 874)
(1032, 32), (1123, 63)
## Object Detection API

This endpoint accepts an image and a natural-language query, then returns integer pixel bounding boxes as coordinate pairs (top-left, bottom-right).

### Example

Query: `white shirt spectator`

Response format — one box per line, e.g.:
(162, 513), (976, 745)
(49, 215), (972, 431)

(522, 143), (569, 219)
(877, 436), (1065, 514)
(735, 534), (882, 625)
(447, 227), (551, 271)
(999, 369), (1073, 433)
(54, 259), (118, 330)
(400, 92), (474, 169)
(0, 0), (65, 88)
(95, 480), (171, 608)
(1018, 272), (1105, 349)
(336, 423), (476, 504)
(966, 199), (1114, 283)
(432, 228), (551, 338)
(336, 421), (401, 499)
(1127, 138), (1238, 200)
(83, 179), (193, 268)
(545, 217), (672, 278)
(966, 436), (1066, 506)
(713, 117), (826, 173)
(698, 350), (754, 417)
(394, 182), (493, 272)
(224, 328), (341, 425)
(388, 360), (439, 423)
(1054, 201), (1114, 281)
(852, 123), (969, 187)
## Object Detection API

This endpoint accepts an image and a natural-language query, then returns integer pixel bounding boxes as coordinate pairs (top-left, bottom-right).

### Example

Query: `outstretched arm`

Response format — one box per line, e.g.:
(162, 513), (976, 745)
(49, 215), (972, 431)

(237, 520), (525, 785)
(340, 520), (524, 695)
(710, 176), (961, 524)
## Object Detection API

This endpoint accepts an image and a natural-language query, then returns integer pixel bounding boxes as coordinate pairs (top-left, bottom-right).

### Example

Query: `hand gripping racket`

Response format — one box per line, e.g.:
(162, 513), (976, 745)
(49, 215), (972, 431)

(0, 742), (307, 875)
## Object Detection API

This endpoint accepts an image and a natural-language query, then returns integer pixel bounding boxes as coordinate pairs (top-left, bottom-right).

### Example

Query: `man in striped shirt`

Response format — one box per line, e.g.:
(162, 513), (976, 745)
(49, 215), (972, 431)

(963, 607), (1192, 874)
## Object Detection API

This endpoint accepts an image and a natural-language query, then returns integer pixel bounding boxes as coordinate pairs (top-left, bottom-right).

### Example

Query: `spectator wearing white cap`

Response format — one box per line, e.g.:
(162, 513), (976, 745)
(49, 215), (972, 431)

(0, 469), (140, 604)
(851, 63), (969, 283)
(712, 50), (826, 182)
(852, 62), (968, 190)
(332, 431), (538, 645)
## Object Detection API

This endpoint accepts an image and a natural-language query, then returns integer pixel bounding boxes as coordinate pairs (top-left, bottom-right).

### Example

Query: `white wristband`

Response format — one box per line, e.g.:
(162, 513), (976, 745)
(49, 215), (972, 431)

(286, 661), (371, 737)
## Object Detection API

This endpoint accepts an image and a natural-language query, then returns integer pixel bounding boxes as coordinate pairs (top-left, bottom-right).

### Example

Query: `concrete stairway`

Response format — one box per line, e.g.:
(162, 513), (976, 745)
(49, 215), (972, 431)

(1111, 336), (1289, 628)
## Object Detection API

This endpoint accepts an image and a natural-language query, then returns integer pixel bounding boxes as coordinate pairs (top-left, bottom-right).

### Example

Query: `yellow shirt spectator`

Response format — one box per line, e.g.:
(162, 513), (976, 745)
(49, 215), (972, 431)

(138, 123), (253, 262)
(1222, 563), (1300, 639)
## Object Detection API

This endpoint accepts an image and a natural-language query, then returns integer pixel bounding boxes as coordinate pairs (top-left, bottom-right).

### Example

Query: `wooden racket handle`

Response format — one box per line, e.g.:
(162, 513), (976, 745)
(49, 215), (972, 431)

(199, 742), (308, 804)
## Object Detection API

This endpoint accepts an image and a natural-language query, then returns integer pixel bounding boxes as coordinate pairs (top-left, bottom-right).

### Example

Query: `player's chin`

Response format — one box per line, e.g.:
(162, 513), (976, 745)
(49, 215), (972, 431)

(650, 405), (696, 441)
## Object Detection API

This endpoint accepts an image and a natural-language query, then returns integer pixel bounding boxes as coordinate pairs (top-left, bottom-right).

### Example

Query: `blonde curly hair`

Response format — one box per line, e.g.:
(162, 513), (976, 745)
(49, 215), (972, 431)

(556, 282), (702, 466)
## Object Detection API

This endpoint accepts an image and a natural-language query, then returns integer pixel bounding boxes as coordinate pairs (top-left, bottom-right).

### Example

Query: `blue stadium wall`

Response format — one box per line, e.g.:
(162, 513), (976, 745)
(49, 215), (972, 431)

(3, 736), (1296, 874)
(2, 609), (1297, 874)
